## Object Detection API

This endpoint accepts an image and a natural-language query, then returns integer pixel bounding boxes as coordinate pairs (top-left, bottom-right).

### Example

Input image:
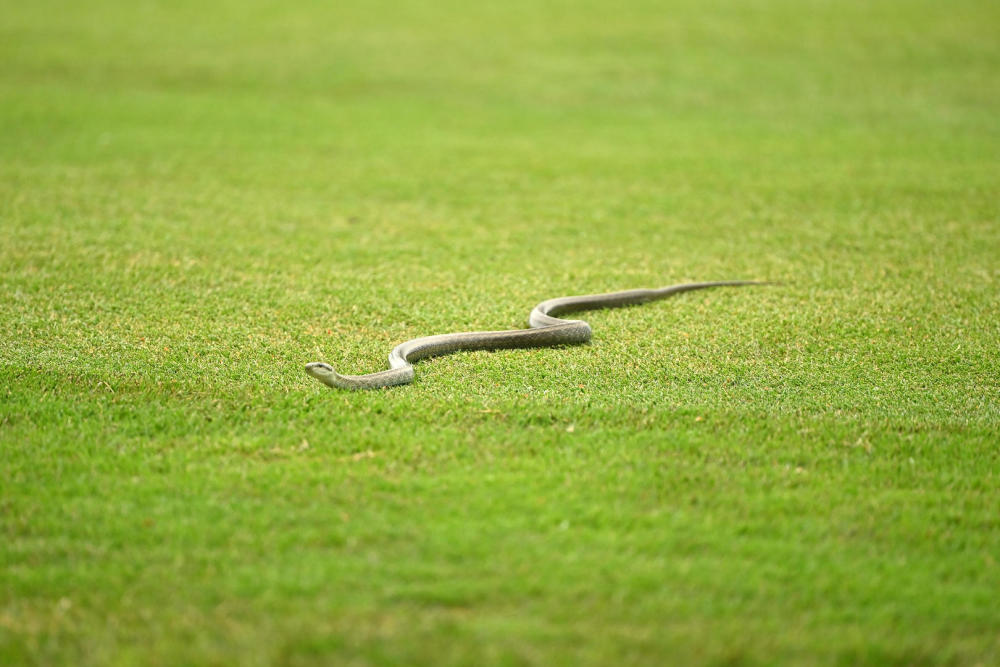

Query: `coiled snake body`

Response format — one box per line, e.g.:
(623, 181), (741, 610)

(305, 281), (765, 390)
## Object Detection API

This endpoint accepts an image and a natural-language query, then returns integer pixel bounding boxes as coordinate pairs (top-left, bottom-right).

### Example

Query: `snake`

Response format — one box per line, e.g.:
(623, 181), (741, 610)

(305, 281), (767, 390)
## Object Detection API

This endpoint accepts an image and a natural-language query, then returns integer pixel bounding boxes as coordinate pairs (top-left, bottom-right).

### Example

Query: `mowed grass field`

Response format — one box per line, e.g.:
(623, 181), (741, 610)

(2, 0), (999, 663)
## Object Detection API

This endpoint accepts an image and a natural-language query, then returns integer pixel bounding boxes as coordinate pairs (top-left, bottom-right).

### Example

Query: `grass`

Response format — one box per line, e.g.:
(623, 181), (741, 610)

(2, 0), (999, 663)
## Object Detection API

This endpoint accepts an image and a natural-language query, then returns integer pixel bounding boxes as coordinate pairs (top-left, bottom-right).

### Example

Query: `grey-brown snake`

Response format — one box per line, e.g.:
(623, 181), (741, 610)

(305, 281), (767, 390)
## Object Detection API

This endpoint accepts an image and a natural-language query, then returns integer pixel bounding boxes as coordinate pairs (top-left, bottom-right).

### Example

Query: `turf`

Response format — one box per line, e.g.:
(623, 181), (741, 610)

(2, 0), (999, 664)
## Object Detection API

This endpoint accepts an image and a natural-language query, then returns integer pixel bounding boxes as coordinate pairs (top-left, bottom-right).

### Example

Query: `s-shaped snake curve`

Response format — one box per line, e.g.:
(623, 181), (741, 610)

(305, 281), (769, 390)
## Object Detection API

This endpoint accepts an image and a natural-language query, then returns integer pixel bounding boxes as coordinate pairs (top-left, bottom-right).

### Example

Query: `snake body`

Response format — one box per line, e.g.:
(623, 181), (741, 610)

(305, 281), (765, 390)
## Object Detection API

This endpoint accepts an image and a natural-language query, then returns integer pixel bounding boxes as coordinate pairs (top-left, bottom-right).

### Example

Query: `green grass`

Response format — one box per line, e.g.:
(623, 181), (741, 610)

(2, 0), (999, 663)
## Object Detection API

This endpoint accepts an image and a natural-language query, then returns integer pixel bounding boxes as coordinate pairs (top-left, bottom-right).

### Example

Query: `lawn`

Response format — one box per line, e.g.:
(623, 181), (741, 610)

(2, 0), (999, 664)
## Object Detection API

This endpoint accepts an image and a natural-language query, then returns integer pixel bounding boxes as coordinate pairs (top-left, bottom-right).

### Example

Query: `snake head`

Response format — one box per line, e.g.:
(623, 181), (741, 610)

(305, 362), (342, 387)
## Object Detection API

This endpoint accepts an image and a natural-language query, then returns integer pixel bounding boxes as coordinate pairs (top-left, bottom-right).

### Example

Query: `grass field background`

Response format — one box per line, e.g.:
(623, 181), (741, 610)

(2, 0), (999, 663)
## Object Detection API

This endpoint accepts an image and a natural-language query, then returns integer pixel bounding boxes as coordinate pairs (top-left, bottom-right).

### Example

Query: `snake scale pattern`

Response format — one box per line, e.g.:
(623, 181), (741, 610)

(305, 281), (766, 390)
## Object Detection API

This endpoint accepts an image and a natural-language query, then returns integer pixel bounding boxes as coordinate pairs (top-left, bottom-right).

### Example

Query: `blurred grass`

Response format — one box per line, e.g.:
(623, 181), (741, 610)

(2, 0), (999, 664)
